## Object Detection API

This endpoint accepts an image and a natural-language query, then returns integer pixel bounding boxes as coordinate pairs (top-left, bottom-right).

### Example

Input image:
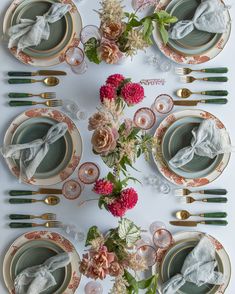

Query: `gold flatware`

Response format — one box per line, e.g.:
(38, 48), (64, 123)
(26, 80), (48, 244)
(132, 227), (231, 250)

(9, 100), (63, 107)
(175, 210), (227, 220)
(180, 196), (228, 204)
(8, 70), (66, 76)
(8, 77), (60, 86)
(180, 76), (228, 83)
(174, 188), (227, 196)
(175, 67), (228, 75)
(173, 99), (228, 106)
(176, 88), (228, 98)
(8, 92), (56, 99)
(9, 189), (63, 196)
(170, 220), (228, 227)
(9, 213), (57, 220)
(9, 195), (60, 205)
(9, 221), (63, 228)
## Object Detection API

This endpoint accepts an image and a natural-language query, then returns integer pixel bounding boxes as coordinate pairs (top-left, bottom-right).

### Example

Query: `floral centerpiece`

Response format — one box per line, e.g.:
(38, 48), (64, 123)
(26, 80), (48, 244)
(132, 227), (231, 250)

(88, 74), (155, 217)
(80, 218), (158, 293)
(84, 0), (177, 64)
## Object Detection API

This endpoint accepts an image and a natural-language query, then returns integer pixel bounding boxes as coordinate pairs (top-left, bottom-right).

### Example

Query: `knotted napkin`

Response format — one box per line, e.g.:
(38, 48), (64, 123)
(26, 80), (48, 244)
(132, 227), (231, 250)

(14, 252), (71, 294)
(162, 236), (224, 294)
(8, 3), (71, 52)
(169, 0), (229, 40)
(1, 122), (68, 181)
(169, 119), (231, 168)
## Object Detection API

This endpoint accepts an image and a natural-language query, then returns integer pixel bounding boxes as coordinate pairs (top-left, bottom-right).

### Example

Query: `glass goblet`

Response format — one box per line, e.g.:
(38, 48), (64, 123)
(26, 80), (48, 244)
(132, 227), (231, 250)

(84, 281), (103, 294)
(64, 46), (87, 74)
(62, 179), (83, 200)
(136, 244), (157, 267)
(152, 94), (174, 114)
(78, 162), (100, 184)
(134, 107), (156, 130)
(153, 228), (173, 249)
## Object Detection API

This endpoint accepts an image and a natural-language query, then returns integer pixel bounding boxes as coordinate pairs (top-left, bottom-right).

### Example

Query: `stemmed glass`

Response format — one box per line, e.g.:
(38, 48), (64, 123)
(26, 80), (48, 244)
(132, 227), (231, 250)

(133, 107), (156, 130)
(80, 25), (102, 45)
(64, 46), (87, 74)
(152, 94), (174, 114)
(78, 162), (100, 185)
(62, 179), (83, 200)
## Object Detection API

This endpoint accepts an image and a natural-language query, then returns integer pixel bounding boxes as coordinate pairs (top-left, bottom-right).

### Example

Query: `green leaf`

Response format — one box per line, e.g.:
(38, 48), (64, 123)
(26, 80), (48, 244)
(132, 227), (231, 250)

(107, 172), (116, 184)
(98, 196), (107, 209)
(143, 18), (154, 44)
(118, 218), (141, 247)
(85, 226), (101, 246)
(124, 270), (139, 294)
(84, 37), (101, 64)
(128, 127), (141, 139)
(159, 24), (169, 45)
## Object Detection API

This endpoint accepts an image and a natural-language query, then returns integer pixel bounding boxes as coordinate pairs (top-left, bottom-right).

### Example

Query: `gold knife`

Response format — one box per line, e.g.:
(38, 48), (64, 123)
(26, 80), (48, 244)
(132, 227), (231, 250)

(9, 189), (63, 196)
(8, 70), (67, 77)
(170, 220), (228, 226)
(173, 98), (228, 106)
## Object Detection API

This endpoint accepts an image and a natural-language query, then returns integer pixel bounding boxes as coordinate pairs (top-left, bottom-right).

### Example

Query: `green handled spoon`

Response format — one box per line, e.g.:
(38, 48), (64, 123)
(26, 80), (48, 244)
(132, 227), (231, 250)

(9, 195), (60, 205)
(8, 77), (59, 86)
(176, 210), (227, 220)
(176, 88), (228, 98)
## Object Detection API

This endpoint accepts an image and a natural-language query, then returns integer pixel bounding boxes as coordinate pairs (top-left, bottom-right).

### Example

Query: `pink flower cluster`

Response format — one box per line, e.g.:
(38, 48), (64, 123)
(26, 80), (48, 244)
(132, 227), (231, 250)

(93, 179), (138, 217)
(100, 74), (145, 105)
(79, 246), (123, 280)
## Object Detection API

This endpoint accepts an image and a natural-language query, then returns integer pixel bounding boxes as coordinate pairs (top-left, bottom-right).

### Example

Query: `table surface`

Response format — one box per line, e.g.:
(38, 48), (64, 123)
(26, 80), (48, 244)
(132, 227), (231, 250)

(0, 0), (235, 293)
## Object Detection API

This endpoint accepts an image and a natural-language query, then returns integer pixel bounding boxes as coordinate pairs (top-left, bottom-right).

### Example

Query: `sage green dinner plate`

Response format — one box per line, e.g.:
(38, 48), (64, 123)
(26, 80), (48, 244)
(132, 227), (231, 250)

(161, 116), (223, 179)
(11, 117), (73, 179)
(10, 240), (71, 294)
(161, 239), (222, 294)
(169, 0), (218, 48)
(11, 0), (73, 58)
(165, 0), (222, 56)
(168, 123), (216, 173)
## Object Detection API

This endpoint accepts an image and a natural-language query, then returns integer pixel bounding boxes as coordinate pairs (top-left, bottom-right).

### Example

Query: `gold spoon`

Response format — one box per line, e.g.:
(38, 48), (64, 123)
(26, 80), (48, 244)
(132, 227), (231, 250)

(176, 88), (228, 99)
(176, 210), (227, 220)
(8, 77), (60, 87)
(9, 195), (60, 205)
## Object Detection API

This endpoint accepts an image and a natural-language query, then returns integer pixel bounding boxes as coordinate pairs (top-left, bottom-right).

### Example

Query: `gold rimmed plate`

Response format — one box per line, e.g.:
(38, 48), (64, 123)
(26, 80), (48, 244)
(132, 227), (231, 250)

(3, 108), (82, 186)
(3, 231), (81, 294)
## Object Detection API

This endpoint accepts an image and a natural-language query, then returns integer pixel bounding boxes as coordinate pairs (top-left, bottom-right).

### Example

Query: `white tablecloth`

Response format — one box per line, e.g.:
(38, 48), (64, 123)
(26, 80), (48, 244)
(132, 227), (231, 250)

(0, 0), (234, 293)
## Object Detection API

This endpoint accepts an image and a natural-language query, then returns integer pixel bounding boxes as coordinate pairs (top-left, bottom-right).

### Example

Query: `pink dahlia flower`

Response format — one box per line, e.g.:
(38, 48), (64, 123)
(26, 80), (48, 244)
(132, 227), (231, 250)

(121, 82), (144, 105)
(106, 74), (125, 88)
(120, 188), (138, 209)
(100, 84), (116, 102)
(93, 179), (114, 195)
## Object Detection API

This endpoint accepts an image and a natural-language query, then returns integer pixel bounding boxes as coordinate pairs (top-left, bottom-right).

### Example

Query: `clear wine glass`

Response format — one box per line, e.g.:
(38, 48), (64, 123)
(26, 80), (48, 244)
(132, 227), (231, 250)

(152, 94), (174, 114)
(80, 25), (102, 45)
(136, 244), (157, 267)
(78, 162), (100, 185)
(62, 179), (83, 200)
(153, 228), (173, 249)
(149, 221), (166, 235)
(133, 107), (156, 130)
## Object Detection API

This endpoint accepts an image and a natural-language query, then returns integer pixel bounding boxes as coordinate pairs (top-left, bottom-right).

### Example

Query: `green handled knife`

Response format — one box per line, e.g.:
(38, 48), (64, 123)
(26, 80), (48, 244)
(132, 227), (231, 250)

(170, 220), (228, 226)
(8, 70), (67, 76)
(173, 98), (228, 106)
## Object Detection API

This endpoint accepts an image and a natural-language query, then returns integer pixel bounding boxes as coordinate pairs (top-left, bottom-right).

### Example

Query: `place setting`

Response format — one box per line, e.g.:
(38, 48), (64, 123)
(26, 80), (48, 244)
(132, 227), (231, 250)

(0, 0), (234, 293)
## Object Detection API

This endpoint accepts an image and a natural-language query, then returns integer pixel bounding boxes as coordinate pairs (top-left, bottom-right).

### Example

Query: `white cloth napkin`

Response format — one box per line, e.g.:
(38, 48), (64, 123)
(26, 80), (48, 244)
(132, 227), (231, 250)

(169, 0), (229, 39)
(1, 122), (68, 181)
(8, 3), (71, 52)
(169, 119), (231, 168)
(14, 252), (71, 294)
(162, 236), (224, 294)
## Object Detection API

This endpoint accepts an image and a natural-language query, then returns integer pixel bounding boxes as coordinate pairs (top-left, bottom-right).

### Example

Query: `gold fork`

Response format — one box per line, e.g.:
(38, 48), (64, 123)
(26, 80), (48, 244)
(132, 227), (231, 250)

(9, 100), (63, 107)
(179, 196), (228, 204)
(9, 213), (56, 220)
(175, 67), (228, 75)
(9, 221), (63, 228)
(180, 76), (228, 83)
(8, 92), (56, 99)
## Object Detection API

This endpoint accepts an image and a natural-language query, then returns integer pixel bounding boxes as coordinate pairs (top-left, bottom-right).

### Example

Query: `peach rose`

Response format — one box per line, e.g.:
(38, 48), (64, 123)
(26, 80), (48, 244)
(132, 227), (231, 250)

(109, 261), (124, 277)
(101, 22), (124, 40)
(91, 126), (118, 155)
(88, 112), (109, 131)
(99, 40), (123, 64)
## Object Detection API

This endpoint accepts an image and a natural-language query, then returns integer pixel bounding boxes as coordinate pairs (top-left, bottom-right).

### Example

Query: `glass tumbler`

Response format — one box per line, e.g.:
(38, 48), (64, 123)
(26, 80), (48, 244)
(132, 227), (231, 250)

(152, 94), (174, 114)
(78, 162), (100, 185)
(134, 107), (156, 130)
(65, 46), (87, 74)
(80, 25), (102, 45)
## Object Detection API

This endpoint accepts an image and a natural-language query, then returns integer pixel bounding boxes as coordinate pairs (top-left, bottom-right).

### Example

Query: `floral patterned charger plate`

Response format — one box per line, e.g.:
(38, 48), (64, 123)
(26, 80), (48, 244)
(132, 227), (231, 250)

(152, 109), (231, 187)
(2, 108), (82, 185)
(3, 0), (82, 66)
(153, 0), (231, 64)
(3, 231), (81, 294)
(158, 231), (231, 294)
